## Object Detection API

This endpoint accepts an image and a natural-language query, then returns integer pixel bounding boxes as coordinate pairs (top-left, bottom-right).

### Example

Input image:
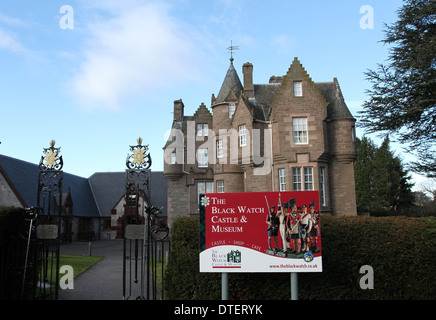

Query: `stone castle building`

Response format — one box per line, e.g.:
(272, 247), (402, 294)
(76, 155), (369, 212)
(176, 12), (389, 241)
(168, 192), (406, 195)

(163, 57), (357, 225)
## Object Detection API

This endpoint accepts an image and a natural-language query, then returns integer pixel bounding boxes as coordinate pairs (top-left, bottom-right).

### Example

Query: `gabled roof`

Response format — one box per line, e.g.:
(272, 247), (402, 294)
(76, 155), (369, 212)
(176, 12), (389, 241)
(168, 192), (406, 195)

(242, 97), (271, 122)
(213, 61), (243, 105)
(0, 154), (100, 217)
(253, 83), (281, 107)
(246, 58), (354, 122)
(0, 155), (32, 207)
(88, 171), (167, 217)
(192, 102), (213, 118)
(88, 172), (125, 218)
(316, 80), (355, 120)
(0, 154), (167, 218)
(62, 172), (100, 217)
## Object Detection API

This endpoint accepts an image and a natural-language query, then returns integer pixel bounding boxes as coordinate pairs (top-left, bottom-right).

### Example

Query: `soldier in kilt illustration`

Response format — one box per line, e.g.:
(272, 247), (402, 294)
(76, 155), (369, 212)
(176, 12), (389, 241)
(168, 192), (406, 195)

(266, 205), (280, 252)
(300, 204), (312, 252)
(309, 201), (321, 253)
(279, 202), (289, 253)
(286, 198), (301, 254)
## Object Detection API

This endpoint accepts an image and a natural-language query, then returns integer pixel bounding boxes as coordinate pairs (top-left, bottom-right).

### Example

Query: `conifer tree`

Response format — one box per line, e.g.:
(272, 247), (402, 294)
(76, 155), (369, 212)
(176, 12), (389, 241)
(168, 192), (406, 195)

(355, 136), (414, 215)
(359, 0), (436, 177)
(355, 137), (376, 211)
(372, 137), (393, 211)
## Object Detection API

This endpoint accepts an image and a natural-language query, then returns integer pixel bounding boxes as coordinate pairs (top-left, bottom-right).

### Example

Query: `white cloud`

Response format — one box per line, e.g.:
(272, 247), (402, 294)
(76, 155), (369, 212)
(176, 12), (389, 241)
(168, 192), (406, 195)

(0, 28), (27, 54)
(0, 12), (25, 27)
(69, 1), (202, 111)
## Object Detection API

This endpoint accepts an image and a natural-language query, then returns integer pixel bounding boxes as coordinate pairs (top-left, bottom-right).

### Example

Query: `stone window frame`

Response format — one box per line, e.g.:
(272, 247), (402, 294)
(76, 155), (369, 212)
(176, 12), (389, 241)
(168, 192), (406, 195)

(278, 168), (286, 191)
(292, 166), (314, 191)
(216, 139), (224, 158)
(229, 103), (235, 118)
(304, 167), (314, 191)
(292, 117), (308, 145)
(216, 180), (224, 193)
(292, 167), (302, 191)
(293, 81), (303, 97)
(197, 181), (214, 200)
(197, 148), (208, 167)
(197, 123), (209, 137)
(238, 124), (247, 147)
(319, 166), (327, 207)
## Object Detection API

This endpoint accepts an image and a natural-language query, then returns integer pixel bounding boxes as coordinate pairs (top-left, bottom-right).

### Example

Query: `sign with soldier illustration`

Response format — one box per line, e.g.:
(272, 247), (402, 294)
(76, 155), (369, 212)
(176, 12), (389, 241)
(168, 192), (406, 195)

(199, 191), (322, 272)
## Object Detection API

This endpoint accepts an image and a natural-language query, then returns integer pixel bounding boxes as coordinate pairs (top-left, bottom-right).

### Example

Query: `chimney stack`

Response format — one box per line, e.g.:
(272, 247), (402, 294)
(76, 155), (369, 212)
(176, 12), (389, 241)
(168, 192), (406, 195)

(243, 62), (253, 98)
(173, 99), (184, 122)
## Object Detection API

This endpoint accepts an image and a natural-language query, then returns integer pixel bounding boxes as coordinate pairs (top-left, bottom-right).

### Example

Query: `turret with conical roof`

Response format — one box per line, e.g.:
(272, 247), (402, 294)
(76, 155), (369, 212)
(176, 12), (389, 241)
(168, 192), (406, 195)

(212, 58), (243, 106)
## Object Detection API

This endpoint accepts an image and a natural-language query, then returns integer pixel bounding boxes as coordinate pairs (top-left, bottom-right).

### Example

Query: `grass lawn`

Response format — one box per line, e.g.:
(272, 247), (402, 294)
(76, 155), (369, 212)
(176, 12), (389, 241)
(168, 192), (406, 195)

(150, 258), (167, 299)
(44, 254), (103, 285)
(60, 254), (103, 279)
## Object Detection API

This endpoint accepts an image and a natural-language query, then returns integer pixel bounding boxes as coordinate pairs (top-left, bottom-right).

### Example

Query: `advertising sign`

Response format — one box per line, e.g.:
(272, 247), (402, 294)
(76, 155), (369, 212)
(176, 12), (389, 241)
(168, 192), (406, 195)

(199, 191), (322, 273)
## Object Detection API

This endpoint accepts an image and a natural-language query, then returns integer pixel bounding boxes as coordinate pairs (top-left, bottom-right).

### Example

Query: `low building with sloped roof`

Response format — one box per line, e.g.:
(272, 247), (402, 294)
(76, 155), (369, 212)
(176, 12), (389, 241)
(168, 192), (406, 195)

(0, 154), (167, 241)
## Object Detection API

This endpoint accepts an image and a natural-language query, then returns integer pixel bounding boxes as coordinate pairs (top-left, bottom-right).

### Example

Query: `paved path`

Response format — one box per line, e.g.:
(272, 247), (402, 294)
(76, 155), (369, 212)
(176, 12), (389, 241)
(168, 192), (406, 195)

(58, 240), (150, 300)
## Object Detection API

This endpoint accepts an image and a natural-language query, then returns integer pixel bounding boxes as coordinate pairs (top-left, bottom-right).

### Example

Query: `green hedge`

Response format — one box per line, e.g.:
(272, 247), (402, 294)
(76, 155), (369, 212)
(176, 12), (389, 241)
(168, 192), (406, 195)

(164, 215), (436, 300)
(0, 206), (27, 240)
(0, 206), (29, 299)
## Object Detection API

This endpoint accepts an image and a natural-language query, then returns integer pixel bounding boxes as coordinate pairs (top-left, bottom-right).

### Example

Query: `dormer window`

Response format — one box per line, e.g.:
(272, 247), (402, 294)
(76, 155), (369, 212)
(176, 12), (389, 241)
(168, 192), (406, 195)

(294, 81), (303, 97)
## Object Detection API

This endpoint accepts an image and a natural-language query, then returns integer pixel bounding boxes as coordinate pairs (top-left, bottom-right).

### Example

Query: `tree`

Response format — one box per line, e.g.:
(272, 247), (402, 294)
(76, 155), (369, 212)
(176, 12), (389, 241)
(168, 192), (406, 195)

(355, 136), (414, 215)
(359, 0), (436, 177)
(372, 137), (393, 210)
(355, 137), (376, 211)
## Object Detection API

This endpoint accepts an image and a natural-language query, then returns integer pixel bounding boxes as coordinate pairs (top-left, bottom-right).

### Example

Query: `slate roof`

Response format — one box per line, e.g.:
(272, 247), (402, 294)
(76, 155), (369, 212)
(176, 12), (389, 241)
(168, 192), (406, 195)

(0, 154), (167, 218)
(88, 171), (167, 218)
(243, 97), (271, 121)
(0, 154), (38, 208)
(214, 61), (243, 104)
(213, 60), (354, 123)
(316, 81), (355, 120)
(88, 172), (125, 218)
(249, 80), (354, 122)
(253, 83), (281, 107)
(0, 154), (99, 217)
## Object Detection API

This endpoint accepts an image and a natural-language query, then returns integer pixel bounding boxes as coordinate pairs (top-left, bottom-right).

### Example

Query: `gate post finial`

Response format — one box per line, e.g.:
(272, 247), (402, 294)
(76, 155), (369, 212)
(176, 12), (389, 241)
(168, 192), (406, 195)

(39, 139), (63, 171)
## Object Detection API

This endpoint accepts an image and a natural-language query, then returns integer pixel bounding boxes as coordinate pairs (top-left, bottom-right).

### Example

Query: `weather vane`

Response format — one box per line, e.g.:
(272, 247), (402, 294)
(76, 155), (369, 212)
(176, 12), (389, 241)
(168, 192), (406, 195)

(227, 40), (239, 62)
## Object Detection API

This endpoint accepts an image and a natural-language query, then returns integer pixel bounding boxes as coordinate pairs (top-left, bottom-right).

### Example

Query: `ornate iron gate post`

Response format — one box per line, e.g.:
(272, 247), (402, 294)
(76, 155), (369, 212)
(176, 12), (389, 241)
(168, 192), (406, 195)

(123, 138), (151, 300)
(122, 138), (169, 300)
(22, 140), (63, 299)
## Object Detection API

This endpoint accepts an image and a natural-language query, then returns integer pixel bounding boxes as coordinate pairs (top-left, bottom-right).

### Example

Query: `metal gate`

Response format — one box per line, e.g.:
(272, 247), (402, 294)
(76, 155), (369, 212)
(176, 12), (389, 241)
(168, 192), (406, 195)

(21, 140), (63, 300)
(122, 138), (169, 300)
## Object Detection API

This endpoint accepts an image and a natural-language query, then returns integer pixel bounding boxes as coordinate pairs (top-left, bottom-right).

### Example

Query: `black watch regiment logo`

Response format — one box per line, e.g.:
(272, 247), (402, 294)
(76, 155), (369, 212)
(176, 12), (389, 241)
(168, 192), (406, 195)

(212, 249), (242, 268)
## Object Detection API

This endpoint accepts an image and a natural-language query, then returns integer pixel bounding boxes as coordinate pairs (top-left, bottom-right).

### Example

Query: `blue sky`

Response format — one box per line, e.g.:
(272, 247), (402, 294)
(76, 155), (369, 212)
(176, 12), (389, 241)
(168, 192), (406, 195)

(1, 0), (431, 190)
